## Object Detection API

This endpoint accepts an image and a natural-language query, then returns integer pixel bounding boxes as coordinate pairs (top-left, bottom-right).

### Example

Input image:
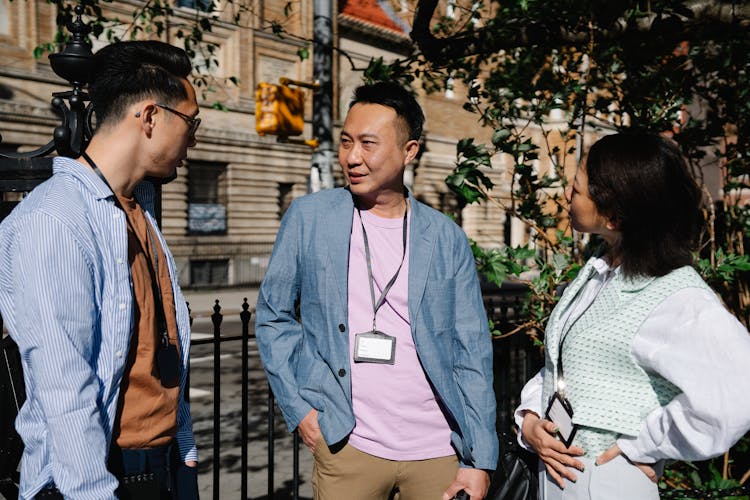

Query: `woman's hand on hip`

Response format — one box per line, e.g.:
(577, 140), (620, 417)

(521, 411), (585, 488)
(596, 444), (658, 483)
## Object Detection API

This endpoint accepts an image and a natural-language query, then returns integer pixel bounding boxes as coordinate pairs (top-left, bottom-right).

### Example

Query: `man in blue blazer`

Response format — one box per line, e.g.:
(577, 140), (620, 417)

(256, 82), (498, 500)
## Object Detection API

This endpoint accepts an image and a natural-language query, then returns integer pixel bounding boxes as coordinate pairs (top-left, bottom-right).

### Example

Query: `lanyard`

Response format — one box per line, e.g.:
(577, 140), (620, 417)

(357, 204), (408, 332)
(81, 152), (172, 345)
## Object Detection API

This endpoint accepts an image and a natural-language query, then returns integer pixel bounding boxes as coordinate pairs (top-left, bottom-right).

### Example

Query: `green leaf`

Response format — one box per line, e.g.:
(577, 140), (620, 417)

(551, 253), (568, 273)
(491, 128), (511, 147)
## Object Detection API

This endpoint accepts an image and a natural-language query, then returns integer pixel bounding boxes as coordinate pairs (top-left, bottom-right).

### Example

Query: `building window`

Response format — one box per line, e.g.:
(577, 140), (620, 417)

(445, 75), (455, 99)
(188, 161), (227, 235)
(445, 0), (455, 18)
(278, 182), (294, 219)
(0, 1), (10, 35)
(470, 1), (480, 26)
(177, 0), (214, 11)
(190, 259), (229, 287)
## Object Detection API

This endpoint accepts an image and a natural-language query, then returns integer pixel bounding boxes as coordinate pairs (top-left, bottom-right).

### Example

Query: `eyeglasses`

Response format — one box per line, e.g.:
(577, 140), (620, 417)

(155, 103), (201, 137)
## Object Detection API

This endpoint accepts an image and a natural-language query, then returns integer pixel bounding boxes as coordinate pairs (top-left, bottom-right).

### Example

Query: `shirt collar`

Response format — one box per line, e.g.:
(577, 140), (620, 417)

(589, 256), (655, 292)
(53, 156), (115, 201)
(590, 256), (614, 276)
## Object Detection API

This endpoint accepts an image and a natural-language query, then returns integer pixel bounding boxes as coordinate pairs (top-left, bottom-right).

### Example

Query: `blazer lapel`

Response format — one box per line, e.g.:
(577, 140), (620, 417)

(407, 195), (435, 324)
(323, 189), (355, 308)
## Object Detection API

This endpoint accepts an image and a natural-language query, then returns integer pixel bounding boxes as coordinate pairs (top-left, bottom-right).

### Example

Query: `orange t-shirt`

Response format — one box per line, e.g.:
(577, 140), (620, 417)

(113, 195), (180, 449)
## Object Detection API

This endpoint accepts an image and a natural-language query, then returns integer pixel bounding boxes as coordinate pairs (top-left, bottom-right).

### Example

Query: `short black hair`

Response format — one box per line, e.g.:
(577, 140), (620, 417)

(88, 41), (192, 129)
(585, 133), (703, 278)
(350, 82), (425, 142)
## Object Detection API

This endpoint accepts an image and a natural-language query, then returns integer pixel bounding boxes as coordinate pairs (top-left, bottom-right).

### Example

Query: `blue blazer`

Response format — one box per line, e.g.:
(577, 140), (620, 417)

(255, 187), (498, 469)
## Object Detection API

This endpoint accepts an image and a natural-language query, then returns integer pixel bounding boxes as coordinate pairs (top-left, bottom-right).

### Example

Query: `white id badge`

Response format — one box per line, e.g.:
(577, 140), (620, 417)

(545, 392), (578, 447)
(353, 331), (396, 364)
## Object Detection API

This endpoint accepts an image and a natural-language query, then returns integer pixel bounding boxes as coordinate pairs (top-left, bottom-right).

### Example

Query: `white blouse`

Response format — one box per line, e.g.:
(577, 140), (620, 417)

(514, 260), (750, 463)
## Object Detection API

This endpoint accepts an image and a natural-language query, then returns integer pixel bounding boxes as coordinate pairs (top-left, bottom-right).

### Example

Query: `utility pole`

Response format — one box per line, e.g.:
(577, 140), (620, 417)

(310, 0), (334, 191)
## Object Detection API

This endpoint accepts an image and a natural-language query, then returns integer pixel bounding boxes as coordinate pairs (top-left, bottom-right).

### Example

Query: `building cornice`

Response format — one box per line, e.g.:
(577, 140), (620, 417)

(337, 13), (412, 53)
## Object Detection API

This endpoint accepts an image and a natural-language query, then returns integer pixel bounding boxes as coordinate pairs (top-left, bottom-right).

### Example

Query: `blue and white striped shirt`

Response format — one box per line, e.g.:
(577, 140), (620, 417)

(0, 157), (197, 499)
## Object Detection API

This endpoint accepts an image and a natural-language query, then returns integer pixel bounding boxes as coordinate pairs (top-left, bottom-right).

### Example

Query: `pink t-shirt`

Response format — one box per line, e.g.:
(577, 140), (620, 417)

(347, 208), (454, 460)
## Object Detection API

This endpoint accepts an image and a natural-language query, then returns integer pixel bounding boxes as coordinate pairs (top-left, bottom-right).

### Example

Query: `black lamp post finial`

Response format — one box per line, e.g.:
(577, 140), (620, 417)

(0, 0), (94, 165)
(48, 3), (94, 89)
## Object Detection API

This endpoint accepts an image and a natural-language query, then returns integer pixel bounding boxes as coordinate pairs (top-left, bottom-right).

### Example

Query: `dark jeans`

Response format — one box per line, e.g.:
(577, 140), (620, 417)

(35, 443), (198, 500)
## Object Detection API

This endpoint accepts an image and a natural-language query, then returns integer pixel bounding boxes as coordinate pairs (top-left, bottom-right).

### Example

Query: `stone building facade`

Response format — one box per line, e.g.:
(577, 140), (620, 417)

(0, 0), (537, 288)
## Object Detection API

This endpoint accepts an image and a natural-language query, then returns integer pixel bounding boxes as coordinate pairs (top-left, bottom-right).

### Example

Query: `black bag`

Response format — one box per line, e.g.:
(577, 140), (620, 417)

(0, 334), (25, 491)
(486, 431), (538, 500)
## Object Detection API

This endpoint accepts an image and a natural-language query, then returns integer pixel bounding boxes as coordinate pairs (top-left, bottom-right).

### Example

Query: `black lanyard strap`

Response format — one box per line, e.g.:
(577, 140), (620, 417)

(357, 204), (408, 332)
(81, 152), (171, 345)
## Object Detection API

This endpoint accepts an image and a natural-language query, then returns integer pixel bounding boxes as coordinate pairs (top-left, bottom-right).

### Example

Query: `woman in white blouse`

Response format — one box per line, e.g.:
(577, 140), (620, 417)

(515, 133), (750, 500)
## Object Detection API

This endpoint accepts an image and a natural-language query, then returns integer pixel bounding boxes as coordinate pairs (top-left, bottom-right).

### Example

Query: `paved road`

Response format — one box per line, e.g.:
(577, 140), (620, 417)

(188, 314), (314, 499)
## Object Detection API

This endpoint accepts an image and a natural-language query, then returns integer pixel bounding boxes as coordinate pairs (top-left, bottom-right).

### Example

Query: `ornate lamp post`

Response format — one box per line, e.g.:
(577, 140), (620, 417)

(0, 3), (93, 193)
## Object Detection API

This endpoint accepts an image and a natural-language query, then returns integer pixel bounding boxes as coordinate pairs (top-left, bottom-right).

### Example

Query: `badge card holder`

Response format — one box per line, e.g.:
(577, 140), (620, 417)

(156, 332), (181, 388)
(545, 392), (577, 448)
(353, 330), (396, 364)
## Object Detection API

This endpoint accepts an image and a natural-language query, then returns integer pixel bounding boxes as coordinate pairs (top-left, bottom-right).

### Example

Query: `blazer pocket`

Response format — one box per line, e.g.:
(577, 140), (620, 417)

(298, 359), (326, 409)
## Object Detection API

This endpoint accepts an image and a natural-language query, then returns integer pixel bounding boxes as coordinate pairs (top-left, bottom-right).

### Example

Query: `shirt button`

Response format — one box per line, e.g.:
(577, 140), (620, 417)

(338, 368), (346, 377)
(119, 303), (126, 310)
(113, 213), (120, 218)
(338, 324), (345, 332)
(116, 350), (122, 358)
(117, 258), (124, 264)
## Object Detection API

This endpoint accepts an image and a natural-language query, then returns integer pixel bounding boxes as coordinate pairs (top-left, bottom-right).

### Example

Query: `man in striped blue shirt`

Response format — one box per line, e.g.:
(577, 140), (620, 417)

(0, 41), (200, 499)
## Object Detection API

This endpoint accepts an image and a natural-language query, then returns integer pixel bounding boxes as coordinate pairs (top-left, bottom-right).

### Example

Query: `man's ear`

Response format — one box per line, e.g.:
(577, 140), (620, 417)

(134, 103), (157, 137)
(403, 139), (420, 165)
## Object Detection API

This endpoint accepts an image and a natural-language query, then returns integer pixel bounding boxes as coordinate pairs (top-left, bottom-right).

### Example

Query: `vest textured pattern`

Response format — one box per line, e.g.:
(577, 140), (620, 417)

(542, 261), (712, 457)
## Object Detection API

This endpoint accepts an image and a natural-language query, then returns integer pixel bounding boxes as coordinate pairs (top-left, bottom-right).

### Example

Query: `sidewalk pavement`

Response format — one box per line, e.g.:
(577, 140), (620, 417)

(182, 287), (260, 319)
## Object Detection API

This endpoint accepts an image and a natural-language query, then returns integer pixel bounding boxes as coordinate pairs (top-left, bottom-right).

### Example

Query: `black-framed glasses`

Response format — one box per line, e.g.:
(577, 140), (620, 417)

(155, 103), (201, 137)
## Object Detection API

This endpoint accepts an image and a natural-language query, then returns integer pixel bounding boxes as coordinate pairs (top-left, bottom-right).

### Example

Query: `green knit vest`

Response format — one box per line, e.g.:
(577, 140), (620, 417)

(542, 260), (712, 457)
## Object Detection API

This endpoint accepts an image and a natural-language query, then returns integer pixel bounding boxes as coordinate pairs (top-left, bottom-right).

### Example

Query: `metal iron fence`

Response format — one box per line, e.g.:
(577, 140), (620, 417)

(3, 288), (750, 499)
(187, 283), (542, 499)
(189, 288), (750, 500)
(482, 280), (544, 433)
(187, 287), (538, 500)
(186, 298), (304, 500)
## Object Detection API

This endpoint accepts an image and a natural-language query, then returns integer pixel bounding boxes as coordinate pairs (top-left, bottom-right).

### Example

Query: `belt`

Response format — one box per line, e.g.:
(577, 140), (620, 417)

(109, 441), (174, 475)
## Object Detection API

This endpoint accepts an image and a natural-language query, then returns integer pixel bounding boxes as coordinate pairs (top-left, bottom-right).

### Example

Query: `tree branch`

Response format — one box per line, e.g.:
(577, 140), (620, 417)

(410, 0), (750, 63)
(410, 0), (556, 63)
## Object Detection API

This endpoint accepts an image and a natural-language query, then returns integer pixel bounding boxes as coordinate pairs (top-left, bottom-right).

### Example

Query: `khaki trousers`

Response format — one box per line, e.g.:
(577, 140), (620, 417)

(312, 439), (459, 500)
